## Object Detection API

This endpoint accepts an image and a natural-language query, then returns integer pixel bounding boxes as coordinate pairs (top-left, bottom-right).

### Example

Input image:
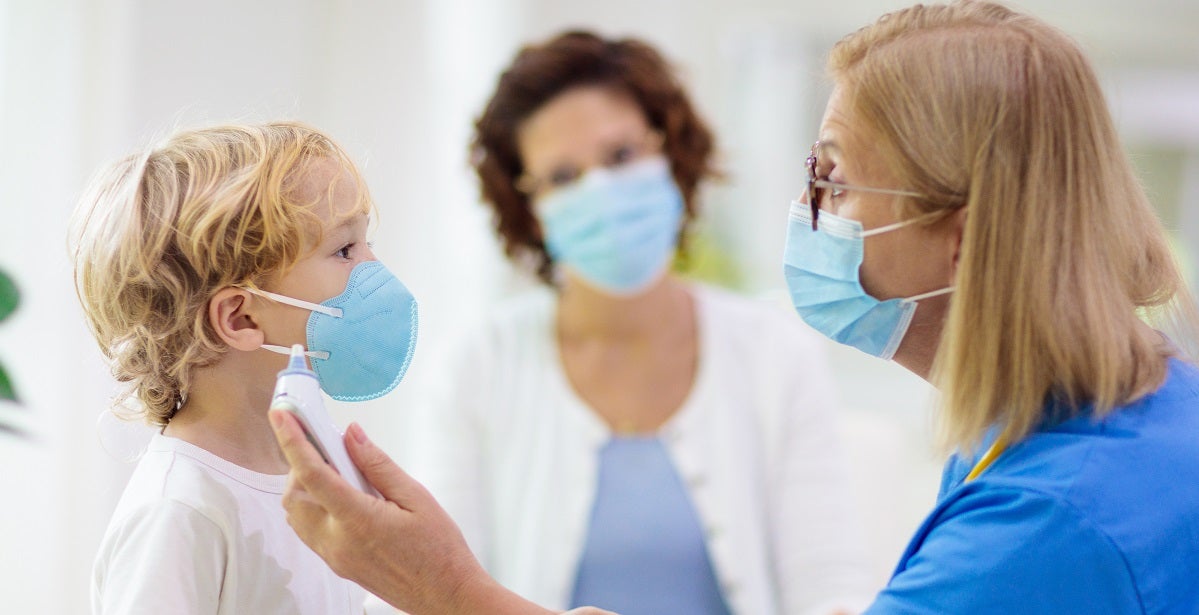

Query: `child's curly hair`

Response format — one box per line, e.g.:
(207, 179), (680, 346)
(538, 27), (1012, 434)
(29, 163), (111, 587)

(70, 122), (372, 425)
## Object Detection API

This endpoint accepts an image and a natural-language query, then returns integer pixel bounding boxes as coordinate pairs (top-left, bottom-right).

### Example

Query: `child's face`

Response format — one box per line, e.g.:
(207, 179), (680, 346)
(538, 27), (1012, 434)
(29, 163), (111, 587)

(258, 159), (375, 352)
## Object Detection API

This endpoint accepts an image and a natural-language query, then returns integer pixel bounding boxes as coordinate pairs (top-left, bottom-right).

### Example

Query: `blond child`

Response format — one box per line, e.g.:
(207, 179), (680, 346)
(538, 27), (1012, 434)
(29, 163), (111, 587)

(72, 122), (417, 614)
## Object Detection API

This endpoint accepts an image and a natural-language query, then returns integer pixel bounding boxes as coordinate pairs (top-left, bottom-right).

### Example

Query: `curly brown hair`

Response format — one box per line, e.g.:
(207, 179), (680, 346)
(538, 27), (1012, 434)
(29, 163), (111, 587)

(470, 30), (718, 285)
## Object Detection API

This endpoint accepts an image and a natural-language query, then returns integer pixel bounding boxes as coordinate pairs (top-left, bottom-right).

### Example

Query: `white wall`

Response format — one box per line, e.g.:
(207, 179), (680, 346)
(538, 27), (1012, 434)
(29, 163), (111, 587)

(0, 0), (1196, 611)
(0, 3), (113, 612)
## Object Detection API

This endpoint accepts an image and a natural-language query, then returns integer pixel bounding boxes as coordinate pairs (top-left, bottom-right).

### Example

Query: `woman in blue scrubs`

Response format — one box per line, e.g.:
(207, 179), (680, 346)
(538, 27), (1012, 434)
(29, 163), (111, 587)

(780, 2), (1199, 611)
(269, 2), (1199, 614)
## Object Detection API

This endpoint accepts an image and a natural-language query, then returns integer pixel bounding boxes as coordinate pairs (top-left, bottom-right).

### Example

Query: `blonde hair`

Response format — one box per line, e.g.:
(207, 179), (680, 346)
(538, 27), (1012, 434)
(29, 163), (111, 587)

(71, 121), (372, 425)
(829, 1), (1199, 450)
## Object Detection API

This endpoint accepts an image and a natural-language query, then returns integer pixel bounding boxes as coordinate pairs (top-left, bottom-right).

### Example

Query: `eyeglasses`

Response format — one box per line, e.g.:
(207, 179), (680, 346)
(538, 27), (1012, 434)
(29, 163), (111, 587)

(516, 130), (665, 197)
(804, 141), (924, 231)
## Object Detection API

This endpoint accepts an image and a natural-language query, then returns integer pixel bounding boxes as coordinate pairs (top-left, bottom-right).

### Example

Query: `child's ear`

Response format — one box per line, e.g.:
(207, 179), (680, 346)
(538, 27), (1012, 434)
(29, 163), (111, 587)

(208, 288), (265, 351)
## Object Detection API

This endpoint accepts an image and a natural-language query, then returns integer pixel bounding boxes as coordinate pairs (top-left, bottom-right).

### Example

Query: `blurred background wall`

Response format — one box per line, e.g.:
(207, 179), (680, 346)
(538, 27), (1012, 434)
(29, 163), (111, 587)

(0, 0), (1195, 611)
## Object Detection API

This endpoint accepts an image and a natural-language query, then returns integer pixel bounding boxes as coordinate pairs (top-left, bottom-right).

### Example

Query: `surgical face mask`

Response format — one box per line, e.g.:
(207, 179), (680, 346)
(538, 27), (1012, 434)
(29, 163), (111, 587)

(246, 260), (419, 401)
(537, 155), (684, 295)
(782, 200), (952, 360)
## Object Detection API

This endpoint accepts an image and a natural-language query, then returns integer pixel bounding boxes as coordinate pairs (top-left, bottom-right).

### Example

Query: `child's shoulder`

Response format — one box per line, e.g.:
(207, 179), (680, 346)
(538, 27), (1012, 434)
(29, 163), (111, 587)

(104, 434), (287, 535)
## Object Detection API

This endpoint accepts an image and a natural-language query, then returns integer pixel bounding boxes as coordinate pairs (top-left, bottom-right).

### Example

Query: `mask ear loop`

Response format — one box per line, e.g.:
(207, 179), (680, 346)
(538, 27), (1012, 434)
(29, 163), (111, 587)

(261, 344), (330, 361)
(859, 208), (953, 238)
(242, 287), (343, 318)
(881, 287), (956, 361)
(874, 206), (960, 304)
(901, 286), (956, 306)
(240, 287), (339, 361)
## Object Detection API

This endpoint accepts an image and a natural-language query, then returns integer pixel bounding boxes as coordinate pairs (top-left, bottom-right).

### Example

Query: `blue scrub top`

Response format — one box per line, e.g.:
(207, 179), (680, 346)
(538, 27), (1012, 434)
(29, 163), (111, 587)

(867, 358), (1199, 614)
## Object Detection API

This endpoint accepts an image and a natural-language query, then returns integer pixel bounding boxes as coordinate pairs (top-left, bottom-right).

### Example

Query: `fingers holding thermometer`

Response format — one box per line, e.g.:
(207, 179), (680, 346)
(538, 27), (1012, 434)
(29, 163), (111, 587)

(270, 410), (530, 614)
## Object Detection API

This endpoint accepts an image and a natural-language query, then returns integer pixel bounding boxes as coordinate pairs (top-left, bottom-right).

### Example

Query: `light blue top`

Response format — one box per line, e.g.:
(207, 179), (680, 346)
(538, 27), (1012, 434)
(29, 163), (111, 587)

(868, 358), (1199, 614)
(570, 436), (732, 615)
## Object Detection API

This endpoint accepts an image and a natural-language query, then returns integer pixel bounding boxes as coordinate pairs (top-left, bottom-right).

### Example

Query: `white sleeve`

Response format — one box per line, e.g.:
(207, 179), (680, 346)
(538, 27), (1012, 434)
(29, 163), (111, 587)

(91, 500), (225, 615)
(407, 333), (491, 567)
(770, 328), (877, 615)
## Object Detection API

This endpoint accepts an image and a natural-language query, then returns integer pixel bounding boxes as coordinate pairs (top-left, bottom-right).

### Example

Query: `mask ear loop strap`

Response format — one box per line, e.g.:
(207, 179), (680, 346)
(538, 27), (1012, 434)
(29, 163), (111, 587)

(860, 219), (917, 238)
(261, 344), (330, 361)
(859, 208), (950, 238)
(904, 286), (955, 303)
(242, 287), (343, 318)
(240, 287), (338, 361)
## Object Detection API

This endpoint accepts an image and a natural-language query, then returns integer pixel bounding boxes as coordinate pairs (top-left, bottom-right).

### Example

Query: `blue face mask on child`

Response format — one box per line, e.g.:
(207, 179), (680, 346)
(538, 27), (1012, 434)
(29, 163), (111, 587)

(537, 155), (683, 295)
(247, 260), (418, 401)
(782, 200), (952, 360)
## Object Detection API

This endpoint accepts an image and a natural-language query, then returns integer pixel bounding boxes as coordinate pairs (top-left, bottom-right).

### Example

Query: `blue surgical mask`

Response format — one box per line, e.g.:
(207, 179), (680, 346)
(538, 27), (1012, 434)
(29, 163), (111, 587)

(247, 260), (418, 401)
(537, 155), (683, 295)
(782, 200), (952, 360)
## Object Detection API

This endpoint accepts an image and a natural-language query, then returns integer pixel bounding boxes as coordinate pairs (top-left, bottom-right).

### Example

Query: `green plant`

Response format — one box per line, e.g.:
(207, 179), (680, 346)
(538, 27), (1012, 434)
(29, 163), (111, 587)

(0, 269), (23, 436)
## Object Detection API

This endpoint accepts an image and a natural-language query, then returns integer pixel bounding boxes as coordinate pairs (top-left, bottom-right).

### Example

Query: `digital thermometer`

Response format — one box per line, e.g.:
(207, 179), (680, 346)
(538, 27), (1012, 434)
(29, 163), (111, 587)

(270, 344), (377, 496)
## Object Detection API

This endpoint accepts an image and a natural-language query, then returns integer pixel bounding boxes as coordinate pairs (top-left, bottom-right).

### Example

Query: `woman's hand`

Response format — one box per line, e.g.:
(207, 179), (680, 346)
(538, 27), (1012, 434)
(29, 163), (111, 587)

(269, 409), (566, 615)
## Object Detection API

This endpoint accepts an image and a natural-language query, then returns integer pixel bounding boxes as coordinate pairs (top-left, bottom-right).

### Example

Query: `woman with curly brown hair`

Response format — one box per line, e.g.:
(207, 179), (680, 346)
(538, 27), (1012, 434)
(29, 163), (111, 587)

(404, 30), (872, 615)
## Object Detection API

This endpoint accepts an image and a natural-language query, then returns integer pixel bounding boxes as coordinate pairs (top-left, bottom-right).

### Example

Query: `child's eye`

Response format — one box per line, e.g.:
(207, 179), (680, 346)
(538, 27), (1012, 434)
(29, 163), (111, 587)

(336, 243), (355, 259)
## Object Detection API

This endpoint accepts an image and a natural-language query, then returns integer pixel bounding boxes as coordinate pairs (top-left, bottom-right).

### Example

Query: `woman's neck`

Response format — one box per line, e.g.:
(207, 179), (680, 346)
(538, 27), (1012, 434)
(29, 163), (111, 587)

(892, 293), (952, 382)
(555, 272), (688, 341)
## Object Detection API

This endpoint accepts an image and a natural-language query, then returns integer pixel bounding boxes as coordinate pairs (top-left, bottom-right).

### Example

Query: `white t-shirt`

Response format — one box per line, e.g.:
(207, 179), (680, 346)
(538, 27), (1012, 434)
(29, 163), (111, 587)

(409, 284), (874, 615)
(92, 433), (366, 614)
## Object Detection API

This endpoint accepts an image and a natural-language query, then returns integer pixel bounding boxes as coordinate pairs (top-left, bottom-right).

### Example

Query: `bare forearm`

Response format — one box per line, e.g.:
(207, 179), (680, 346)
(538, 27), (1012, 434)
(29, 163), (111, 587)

(382, 572), (612, 615)
(370, 562), (557, 615)
(448, 577), (559, 615)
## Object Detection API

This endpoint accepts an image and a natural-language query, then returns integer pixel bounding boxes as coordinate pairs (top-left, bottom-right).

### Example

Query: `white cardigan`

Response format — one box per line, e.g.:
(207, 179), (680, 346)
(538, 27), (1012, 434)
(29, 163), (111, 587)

(408, 284), (873, 614)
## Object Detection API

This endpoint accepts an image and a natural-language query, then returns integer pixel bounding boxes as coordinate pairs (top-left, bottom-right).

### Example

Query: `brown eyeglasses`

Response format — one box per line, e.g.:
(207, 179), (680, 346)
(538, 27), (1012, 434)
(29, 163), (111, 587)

(804, 141), (924, 231)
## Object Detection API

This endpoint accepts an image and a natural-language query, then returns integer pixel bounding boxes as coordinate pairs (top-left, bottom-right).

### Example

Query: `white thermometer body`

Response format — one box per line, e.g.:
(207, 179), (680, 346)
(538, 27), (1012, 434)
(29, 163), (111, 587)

(270, 344), (376, 496)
